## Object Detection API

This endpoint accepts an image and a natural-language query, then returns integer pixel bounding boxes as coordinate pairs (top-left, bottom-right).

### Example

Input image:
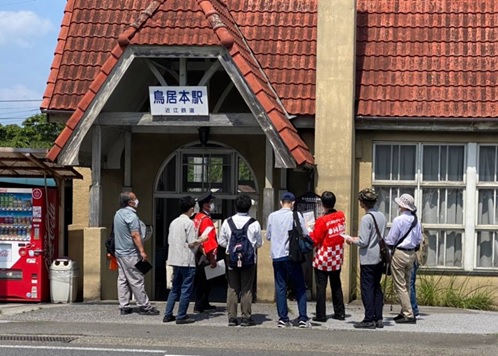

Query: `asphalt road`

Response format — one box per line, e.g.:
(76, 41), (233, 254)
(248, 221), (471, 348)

(0, 319), (497, 356)
(0, 301), (497, 355)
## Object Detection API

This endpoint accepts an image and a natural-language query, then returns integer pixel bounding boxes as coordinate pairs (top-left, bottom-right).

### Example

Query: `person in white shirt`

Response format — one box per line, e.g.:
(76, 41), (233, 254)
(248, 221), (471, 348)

(385, 194), (423, 324)
(218, 194), (262, 327)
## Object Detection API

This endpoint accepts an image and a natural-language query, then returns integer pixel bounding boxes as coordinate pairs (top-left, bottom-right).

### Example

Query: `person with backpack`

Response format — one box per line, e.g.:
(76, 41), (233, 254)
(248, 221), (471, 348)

(386, 194), (423, 324)
(266, 191), (311, 328)
(163, 196), (208, 325)
(193, 191), (218, 313)
(113, 192), (159, 316)
(309, 191), (346, 322)
(345, 188), (386, 329)
(218, 194), (262, 327)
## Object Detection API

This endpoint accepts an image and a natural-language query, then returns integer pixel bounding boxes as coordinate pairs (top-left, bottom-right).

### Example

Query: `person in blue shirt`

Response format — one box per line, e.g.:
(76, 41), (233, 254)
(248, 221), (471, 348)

(266, 191), (310, 328)
(385, 194), (423, 324)
(114, 192), (159, 316)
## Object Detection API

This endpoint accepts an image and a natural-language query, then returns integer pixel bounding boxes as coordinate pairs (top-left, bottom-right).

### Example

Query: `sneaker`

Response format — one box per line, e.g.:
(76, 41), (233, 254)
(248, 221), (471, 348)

(278, 320), (292, 328)
(193, 308), (203, 314)
(162, 315), (176, 323)
(353, 320), (376, 329)
(375, 320), (384, 329)
(228, 318), (238, 326)
(395, 317), (416, 324)
(393, 313), (404, 321)
(240, 318), (256, 327)
(176, 316), (195, 324)
(312, 316), (327, 322)
(120, 308), (132, 315)
(298, 320), (311, 328)
(139, 307), (160, 316)
(332, 314), (345, 321)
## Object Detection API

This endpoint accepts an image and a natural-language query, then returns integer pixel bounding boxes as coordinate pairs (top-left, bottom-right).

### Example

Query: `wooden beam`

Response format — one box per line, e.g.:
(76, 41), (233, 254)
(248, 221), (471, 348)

(198, 60), (222, 86)
(179, 58), (187, 86)
(98, 112), (259, 127)
(213, 82), (234, 113)
(145, 59), (168, 86)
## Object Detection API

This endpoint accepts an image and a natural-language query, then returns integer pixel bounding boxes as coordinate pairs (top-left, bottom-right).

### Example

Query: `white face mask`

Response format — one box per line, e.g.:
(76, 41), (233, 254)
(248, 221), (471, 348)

(133, 199), (139, 208)
(209, 202), (215, 212)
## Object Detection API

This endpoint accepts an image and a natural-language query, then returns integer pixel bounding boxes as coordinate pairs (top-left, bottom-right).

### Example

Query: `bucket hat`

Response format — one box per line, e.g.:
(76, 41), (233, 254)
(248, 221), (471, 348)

(395, 193), (416, 212)
(358, 188), (378, 202)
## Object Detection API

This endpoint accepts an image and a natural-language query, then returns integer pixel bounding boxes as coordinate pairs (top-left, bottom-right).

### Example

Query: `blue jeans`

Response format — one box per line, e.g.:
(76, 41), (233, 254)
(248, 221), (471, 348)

(410, 261), (419, 316)
(273, 259), (308, 322)
(164, 266), (196, 319)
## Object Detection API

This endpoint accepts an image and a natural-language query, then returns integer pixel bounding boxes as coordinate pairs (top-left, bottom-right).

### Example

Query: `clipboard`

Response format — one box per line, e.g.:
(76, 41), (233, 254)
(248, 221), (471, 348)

(135, 259), (153, 275)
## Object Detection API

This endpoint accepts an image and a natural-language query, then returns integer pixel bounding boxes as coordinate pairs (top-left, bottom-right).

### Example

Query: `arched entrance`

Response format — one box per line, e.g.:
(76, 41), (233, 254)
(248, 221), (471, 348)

(153, 142), (259, 300)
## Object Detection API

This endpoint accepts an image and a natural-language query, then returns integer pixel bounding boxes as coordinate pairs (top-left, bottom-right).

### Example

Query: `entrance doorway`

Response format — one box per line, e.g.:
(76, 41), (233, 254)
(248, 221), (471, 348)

(153, 142), (259, 300)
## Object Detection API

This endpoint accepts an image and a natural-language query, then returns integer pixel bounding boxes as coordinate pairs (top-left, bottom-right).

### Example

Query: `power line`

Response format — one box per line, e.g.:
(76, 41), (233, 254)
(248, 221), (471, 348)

(0, 99), (41, 103)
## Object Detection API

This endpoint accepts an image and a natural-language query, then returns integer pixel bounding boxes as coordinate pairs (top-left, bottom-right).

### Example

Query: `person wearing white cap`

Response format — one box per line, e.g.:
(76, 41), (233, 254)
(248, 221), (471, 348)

(385, 193), (423, 324)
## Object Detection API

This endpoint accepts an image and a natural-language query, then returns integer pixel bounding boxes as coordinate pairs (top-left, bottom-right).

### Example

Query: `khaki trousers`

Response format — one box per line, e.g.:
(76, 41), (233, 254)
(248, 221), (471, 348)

(391, 249), (416, 318)
(116, 255), (151, 310)
(226, 264), (256, 319)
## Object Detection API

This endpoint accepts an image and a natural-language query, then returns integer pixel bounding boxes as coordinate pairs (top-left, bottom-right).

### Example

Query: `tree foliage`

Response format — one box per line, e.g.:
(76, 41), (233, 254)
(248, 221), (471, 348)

(0, 114), (63, 149)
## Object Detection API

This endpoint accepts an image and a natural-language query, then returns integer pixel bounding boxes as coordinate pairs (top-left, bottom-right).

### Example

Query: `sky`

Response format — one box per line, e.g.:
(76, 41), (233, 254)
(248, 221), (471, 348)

(0, 0), (66, 125)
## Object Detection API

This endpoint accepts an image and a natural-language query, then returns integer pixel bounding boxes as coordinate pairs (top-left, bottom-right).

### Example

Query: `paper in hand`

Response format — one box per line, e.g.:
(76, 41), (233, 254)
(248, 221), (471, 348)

(204, 259), (226, 280)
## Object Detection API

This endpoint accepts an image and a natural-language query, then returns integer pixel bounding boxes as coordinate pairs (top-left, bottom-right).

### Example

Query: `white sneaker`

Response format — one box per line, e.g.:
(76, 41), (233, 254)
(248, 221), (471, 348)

(278, 320), (292, 328)
(298, 320), (311, 328)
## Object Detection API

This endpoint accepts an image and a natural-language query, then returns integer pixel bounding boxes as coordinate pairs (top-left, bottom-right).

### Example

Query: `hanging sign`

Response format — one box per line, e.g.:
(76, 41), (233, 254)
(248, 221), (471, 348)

(149, 86), (209, 116)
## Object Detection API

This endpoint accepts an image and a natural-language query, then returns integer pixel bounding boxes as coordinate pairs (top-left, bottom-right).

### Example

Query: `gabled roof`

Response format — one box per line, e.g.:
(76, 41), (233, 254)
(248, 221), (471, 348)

(356, 0), (498, 118)
(44, 0), (315, 167)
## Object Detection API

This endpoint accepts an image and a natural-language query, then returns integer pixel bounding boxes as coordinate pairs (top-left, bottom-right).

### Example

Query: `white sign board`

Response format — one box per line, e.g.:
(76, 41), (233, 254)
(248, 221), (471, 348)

(149, 86), (209, 116)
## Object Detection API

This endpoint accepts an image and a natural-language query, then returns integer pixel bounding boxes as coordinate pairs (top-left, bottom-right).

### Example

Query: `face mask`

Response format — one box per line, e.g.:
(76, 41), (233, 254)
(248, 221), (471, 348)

(209, 203), (215, 212)
(133, 199), (139, 208)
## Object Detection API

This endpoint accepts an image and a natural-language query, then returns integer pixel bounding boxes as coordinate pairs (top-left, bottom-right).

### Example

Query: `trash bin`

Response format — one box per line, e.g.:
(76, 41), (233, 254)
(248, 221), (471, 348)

(50, 259), (79, 303)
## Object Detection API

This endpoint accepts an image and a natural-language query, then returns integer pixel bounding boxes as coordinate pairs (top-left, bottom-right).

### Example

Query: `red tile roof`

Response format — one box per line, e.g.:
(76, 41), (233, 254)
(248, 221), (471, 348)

(43, 0), (498, 163)
(356, 0), (498, 118)
(45, 0), (315, 167)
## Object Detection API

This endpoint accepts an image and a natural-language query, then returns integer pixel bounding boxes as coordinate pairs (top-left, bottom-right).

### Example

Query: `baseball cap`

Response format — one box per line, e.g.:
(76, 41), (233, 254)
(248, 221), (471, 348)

(281, 191), (296, 201)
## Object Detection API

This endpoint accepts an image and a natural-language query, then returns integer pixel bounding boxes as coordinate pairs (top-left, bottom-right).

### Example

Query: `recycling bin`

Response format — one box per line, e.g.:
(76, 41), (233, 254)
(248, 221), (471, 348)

(50, 259), (79, 303)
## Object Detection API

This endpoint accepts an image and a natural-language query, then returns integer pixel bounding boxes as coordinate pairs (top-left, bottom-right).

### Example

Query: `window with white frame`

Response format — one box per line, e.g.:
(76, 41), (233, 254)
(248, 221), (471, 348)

(373, 143), (466, 269)
(476, 145), (498, 268)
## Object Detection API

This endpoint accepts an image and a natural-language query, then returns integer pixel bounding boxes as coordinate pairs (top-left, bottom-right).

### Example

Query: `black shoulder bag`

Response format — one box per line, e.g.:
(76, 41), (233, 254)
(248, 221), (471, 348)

(288, 211), (314, 263)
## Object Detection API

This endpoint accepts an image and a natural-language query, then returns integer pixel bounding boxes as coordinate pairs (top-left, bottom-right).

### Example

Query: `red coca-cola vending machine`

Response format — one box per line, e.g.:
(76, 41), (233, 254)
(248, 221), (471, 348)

(0, 187), (58, 302)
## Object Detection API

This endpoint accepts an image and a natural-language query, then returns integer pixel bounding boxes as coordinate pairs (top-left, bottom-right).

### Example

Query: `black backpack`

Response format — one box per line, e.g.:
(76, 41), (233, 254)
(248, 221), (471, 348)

(105, 223), (115, 257)
(227, 217), (256, 268)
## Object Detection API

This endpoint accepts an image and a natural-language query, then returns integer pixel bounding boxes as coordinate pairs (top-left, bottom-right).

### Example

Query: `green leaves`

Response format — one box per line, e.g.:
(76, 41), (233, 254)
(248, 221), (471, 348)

(0, 114), (63, 149)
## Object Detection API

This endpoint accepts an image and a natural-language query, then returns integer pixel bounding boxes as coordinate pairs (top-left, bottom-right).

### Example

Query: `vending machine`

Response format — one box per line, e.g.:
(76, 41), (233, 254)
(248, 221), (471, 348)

(0, 187), (58, 302)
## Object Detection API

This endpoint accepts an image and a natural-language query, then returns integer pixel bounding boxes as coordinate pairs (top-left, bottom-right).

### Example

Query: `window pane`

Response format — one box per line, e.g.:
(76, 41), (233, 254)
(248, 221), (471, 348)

(447, 146), (464, 181)
(374, 144), (416, 181)
(431, 230), (462, 267)
(374, 145), (391, 180)
(423, 145), (464, 181)
(443, 189), (463, 224)
(478, 189), (496, 225)
(182, 153), (231, 193)
(423, 145), (439, 181)
(399, 145), (416, 180)
(479, 146), (496, 182)
(445, 231), (463, 267)
(375, 186), (415, 223)
(422, 189), (438, 224)
(476, 231), (497, 268)
(421, 188), (463, 224)
(238, 158), (256, 193)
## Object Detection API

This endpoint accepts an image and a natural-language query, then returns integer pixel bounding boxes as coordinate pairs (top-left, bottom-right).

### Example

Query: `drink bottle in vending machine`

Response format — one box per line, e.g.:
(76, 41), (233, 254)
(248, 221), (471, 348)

(0, 187), (58, 302)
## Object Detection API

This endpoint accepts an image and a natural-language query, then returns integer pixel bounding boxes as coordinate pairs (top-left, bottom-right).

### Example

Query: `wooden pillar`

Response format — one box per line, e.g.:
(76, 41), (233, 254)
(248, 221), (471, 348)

(262, 138), (274, 227)
(123, 130), (132, 191)
(89, 125), (102, 227)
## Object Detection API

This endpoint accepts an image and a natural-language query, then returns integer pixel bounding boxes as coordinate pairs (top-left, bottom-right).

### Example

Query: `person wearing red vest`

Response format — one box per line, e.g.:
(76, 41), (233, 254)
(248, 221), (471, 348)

(193, 191), (218, 313)
(310, 191), (346, 322)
